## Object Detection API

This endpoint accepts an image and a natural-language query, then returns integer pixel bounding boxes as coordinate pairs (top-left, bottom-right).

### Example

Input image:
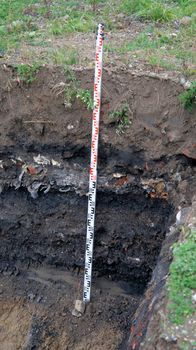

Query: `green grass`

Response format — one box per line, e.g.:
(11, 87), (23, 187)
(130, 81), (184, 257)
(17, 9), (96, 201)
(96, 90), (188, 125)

(109, 103), (132, 135)
(148, 55), (174, 70)
(0, 0), (39, 51)
(52, 68), (94, 109)
(14, 62), (41, 84)
(63, 85), (94, 109)
(104, 42), (116, 53)
(168, 228), (196, 325)
(119, 32), (157, 53)
(0, 0), (37, 24)
(62, 12), (94, 33)
(48, 11), (95, 34)
(0, 0), (96, 52)
(118, 0), (196, 22)
(50, 48), (79, 66)
(118, 16), (196, 73)
(179, 81), (196, 110)
(50, 20), (64, 36)
(76, 89), (94, 110)
(0, 0), (195, 74)
(119, 0), (175, 22)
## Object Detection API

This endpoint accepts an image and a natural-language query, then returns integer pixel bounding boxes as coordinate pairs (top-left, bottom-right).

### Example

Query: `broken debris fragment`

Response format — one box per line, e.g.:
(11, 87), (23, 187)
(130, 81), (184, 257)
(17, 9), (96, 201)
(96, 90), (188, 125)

(27, 182), (42, 199)
(51, 159), (61, 167)
(141, 178), (168, 200)
(33, 154), (50, 165)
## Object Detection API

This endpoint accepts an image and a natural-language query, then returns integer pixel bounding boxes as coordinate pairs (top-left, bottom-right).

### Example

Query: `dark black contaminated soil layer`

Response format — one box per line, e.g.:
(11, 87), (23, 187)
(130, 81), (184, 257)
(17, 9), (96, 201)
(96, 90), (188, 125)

(0, 189), (172, 290)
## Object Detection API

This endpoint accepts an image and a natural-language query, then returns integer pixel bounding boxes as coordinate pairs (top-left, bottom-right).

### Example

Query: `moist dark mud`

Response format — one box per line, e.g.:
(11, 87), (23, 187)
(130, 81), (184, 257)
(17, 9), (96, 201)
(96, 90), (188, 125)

(0, 66), (195, 350)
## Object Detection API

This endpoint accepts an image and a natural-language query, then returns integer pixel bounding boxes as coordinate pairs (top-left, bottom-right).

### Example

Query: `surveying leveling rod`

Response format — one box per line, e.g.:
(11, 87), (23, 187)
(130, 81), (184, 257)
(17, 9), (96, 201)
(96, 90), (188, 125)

(83, 23), (104, 304)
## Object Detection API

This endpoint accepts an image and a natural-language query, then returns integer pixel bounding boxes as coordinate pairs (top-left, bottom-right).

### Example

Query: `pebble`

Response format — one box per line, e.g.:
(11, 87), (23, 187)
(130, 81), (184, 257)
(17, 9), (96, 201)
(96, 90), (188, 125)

(180, 76), (186, 85)
(176, 207), (191, 225)
(71, 309), (82, 318)
(192, 293), (196, 303)
(170, 335), (177, 342)
(67, 124), (74, 130)
(180, 77), (191, 88)
(174, 172), (182, 182)
(72, 299), (86, 317)
(28, 292), (35, 301)
(37, 296), (42, 303)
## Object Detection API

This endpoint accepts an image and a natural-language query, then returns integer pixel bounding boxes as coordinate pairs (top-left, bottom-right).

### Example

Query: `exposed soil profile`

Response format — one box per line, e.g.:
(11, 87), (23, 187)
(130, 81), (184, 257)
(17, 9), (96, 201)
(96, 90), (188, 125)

(0, 66), (195, 350)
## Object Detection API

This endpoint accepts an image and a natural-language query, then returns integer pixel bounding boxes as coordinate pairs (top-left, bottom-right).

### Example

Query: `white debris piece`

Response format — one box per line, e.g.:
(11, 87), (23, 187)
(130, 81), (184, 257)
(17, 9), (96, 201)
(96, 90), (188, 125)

(33, 154), (50, 165)
(51, 159), (61, 167)
(113, 173), (126, 178)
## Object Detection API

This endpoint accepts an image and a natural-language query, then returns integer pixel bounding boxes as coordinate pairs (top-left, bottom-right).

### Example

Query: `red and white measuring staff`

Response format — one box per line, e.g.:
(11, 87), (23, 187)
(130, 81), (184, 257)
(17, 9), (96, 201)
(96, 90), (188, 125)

(83, 23), (104, 303)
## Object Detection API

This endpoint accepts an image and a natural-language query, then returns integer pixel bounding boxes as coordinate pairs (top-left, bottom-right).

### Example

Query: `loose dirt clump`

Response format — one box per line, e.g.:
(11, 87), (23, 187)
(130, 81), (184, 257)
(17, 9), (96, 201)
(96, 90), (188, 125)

(0, 65), (195, 349)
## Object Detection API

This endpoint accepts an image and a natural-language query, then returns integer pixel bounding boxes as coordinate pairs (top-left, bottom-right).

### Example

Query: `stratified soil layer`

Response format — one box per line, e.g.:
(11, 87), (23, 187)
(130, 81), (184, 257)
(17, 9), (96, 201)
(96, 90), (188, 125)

(0, 66), (195, 350)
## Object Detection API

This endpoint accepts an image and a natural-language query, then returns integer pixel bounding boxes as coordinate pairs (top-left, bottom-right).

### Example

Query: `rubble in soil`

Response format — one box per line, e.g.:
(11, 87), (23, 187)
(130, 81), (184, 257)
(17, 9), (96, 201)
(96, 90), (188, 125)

(0, 65), (196, 349)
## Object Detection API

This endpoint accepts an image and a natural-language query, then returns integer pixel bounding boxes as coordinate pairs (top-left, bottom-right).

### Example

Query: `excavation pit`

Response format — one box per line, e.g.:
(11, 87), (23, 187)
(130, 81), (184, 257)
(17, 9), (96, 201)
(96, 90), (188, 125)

(0, 66), (195, 350)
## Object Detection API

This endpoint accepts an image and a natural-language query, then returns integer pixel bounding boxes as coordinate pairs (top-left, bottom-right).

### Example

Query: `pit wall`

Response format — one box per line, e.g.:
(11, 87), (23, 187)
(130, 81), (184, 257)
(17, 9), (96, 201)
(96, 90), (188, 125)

(127, 198), (196, 350)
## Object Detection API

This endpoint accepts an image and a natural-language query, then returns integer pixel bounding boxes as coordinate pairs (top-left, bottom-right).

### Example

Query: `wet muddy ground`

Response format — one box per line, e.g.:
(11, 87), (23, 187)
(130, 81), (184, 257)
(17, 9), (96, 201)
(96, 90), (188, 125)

(0, 66), (195, 349)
